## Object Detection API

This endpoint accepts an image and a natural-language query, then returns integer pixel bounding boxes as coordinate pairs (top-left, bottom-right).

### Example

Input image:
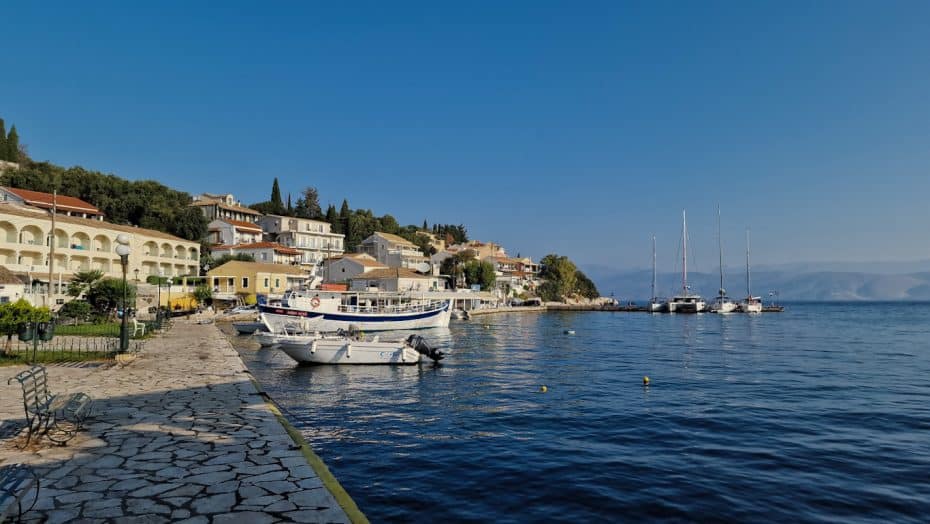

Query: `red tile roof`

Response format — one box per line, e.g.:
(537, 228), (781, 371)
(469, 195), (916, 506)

(190, 200), (262, 215)
(2, 187), (101, 214)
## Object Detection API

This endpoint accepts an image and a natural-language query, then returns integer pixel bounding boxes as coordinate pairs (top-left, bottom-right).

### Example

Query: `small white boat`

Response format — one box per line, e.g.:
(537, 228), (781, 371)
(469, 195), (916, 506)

(278, 333), (445, 365)
(450, 309), (470, 320)
(254, 331), (282, 348)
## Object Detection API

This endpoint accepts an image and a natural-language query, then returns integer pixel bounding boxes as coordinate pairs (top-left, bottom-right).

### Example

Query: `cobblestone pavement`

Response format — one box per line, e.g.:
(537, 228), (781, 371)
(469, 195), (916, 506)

(0, 321), (353, 523)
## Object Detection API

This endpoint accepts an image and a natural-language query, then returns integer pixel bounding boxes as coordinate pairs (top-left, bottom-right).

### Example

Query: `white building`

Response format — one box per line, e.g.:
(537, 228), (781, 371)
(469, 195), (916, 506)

(323, 253), (387, 283)
(485, 256), (542, 295)
(359, 232), (427, 270)
(210, 242), (302, 266)
(259, 215), (345, 267)
(0, 203), (200, 307)
(348, 268), (445, 292)
(191, 193), (262, 223)
(0, 186), (104, 220)
(0, 266), (27, 304)
(207, 219), (263, 246)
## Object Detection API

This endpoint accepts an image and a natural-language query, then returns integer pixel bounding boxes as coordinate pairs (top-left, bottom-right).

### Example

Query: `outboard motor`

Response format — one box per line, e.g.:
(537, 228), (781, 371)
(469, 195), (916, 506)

(406, 335), (445, 362)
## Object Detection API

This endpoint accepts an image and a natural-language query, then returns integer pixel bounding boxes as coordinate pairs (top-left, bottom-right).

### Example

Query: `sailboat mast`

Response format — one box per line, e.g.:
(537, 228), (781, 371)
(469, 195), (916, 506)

(682, 210), (688, 294)
(652, 235), (657, 300)
(745, 228), (751, 298)
(717, 206), (723, 295)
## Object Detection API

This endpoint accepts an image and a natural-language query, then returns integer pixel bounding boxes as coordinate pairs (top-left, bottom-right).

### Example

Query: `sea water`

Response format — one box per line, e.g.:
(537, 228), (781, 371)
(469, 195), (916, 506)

(232, 303), (930, 522)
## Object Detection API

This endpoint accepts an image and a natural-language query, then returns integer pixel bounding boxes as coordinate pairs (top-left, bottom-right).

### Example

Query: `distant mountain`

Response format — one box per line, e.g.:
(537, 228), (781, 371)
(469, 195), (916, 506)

(582, 265), (930, 302)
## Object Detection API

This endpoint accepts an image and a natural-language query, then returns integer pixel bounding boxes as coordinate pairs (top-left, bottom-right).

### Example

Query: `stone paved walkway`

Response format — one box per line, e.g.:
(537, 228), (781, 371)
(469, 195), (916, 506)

(0, 321), (356, 523)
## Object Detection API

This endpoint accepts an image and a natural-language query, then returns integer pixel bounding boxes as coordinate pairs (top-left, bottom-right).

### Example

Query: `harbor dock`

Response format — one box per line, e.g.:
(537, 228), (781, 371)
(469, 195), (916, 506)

(0, 321), (365, 523)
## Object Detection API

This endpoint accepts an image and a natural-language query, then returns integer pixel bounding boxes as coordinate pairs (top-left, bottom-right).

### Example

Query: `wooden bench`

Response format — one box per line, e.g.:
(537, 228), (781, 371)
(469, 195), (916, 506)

(7, 365), (94, 447)
(0, 464), (39, 521)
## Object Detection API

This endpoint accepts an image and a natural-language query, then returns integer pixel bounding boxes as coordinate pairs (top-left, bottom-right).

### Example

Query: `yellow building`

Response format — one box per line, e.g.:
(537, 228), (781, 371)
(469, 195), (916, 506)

(207, 260), (310, 302)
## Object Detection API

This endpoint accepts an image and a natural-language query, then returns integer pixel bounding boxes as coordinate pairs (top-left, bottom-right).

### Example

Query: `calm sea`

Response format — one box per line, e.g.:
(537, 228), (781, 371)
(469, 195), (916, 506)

(230, 303), (930, 523)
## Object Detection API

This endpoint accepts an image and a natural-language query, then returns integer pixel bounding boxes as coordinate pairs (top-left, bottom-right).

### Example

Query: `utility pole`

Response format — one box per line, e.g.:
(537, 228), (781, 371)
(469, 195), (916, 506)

(47, 190), (57, 306)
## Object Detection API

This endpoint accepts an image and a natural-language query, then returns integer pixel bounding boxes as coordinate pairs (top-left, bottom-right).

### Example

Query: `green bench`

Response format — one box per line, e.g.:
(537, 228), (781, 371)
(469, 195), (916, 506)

(8, 365), (94, 447)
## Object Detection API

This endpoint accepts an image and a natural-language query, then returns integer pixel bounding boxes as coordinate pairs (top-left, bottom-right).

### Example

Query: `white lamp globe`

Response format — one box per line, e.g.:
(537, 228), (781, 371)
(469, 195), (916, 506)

(116, 233), (131, 245)
(116, 244), (131, 257)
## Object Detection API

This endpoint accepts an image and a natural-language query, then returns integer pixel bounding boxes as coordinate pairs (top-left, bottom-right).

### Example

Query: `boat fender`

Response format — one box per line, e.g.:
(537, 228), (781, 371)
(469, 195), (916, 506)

(310, 340), (317, 354)
(346, 343), (351, 358)
(310, 297), (320, 308)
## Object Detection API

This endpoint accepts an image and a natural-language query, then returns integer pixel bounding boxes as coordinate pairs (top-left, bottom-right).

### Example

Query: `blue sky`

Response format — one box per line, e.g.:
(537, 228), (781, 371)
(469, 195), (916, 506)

(2, 1), (928, 271)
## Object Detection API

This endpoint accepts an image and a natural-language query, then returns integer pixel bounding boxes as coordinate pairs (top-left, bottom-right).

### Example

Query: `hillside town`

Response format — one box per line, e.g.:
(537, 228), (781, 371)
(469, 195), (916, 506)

(0, 166), (555, 314)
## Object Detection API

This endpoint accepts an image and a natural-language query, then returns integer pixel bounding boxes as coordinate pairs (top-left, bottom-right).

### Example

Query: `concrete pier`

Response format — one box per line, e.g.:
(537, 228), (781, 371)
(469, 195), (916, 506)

(0, 321), (364, 523)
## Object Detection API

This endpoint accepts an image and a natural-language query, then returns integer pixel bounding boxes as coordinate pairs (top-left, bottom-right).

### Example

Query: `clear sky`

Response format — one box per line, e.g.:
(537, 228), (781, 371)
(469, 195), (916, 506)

(2, 1), (928, 271)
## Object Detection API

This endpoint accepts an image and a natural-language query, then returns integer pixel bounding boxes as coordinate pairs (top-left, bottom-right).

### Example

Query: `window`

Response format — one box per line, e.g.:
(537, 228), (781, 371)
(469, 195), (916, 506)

(242, 277), (249, 288)
(264, 278), (269, 288)
(275, 278), (280, 287)
(261, 253), (268, 261)
(227, 278), (234, 288)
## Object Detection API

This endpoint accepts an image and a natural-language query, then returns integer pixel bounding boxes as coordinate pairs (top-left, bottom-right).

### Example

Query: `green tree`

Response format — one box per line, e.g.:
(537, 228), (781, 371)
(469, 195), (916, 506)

(295, 187), (322, 219)
(286, 193), (292, 214)
(172, 207), (208, 243)
(193, 284), (212, 306)
(86, 278), (137, 313)
(0, 118), (6, 161)
(539, 254), (578, 301)
(212, 253), (255, 267)
(270, 177), (284, 214)
(0, 299), (51, 353)
(324, 204), (339, 232)
(440, 250), (475, 289)
(574, 270), (600, 299)
(67, 270), (105, 298)
(58, 300), (93, 322)
(6, 125), (19, 162)
(463, 260), (496, 290)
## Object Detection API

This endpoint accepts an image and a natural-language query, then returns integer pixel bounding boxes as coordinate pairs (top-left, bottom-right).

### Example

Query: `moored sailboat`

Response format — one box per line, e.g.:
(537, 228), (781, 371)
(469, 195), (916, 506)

(667, 210), (705, 313)
(710, 206), (738, 314)
(739, 228), (762, 313)
(647, 235), (665, 312)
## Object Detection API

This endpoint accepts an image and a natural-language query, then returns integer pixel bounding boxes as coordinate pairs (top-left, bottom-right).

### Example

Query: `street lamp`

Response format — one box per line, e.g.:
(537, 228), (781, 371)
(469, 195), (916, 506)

(115, 233), (131, 352)
(167, 277), (173, 318)
(156, 269), (164, 328)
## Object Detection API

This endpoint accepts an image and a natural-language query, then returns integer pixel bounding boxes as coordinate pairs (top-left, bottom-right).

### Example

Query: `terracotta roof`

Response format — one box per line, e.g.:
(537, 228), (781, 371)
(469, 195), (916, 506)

(211, 242), (301, 255)
(190, 200), (262, 215)
(207, 260), (309, 276)
(2, 187), (101, 214)
(351, 268), (433, 280)
(0, 204), (197, 244)
(371, 232), (418, 247)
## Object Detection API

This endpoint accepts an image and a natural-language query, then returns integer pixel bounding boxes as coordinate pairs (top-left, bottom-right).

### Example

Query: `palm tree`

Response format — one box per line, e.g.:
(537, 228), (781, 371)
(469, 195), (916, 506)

(67, 270), (105, 298)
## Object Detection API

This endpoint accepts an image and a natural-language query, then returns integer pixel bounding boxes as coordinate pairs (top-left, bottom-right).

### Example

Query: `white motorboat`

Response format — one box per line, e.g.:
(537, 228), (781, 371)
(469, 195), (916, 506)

(740, 228), (763, 313)
(259, 290), (451, 332)
(667, 210), (705, 313)
(450, 309), (470, 320)
(254, 331), (283, 348)
(709, 206), (738, 314)
(278, 333), (445, 365)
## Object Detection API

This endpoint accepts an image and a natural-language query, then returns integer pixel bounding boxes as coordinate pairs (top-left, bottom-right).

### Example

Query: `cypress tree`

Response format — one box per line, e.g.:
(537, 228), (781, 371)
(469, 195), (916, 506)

(422, 219), (428, 231)
(6, 125), (19, 162)
(325, 204), (339, 233)
(286, 193), (292, 214)
(270, 177), (284, 214)
(0, 119), (6, 161)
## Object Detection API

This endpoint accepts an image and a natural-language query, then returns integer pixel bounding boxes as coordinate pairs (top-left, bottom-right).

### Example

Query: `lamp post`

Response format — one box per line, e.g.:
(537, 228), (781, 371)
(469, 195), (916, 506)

(167, 277), (173, 318)
(115, 233), (131, 352)
(156, 269), (164, 328)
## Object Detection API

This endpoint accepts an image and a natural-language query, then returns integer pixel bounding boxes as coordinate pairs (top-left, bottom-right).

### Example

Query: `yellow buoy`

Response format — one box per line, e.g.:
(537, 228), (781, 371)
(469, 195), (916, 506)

(540, 385), (548, 393)
(643, 376), (650, 386)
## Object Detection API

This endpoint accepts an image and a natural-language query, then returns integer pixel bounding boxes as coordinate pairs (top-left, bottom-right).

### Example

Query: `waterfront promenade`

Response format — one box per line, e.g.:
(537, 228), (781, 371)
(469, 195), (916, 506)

(0, 321), (361, 523)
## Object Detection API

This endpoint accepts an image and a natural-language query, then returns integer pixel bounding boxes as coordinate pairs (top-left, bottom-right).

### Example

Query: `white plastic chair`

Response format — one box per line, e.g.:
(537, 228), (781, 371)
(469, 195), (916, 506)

(131, 318), (145, 337)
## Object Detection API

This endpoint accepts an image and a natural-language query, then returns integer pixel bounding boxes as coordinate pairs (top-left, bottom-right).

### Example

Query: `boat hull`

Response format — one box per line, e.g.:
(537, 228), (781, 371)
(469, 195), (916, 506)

(259, 302), (451, 332)
(278, 338), (424, 365)
(668, 297), (706, 313)
(710, 300), (738, 314)
(741, 302), (763, 313)
(233, 322), (266, 335)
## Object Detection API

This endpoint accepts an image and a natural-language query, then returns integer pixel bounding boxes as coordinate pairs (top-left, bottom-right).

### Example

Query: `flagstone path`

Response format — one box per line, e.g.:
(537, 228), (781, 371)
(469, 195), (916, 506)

(0, 321), (356, 523)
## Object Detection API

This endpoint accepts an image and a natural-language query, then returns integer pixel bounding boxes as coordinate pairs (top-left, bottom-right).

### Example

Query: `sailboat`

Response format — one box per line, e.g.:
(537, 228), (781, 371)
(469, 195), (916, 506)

(667, 210), (706, 313)
(647, 235), (664, 312)
(710, 206), (738, 314)
(739, 228), (763, 313)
